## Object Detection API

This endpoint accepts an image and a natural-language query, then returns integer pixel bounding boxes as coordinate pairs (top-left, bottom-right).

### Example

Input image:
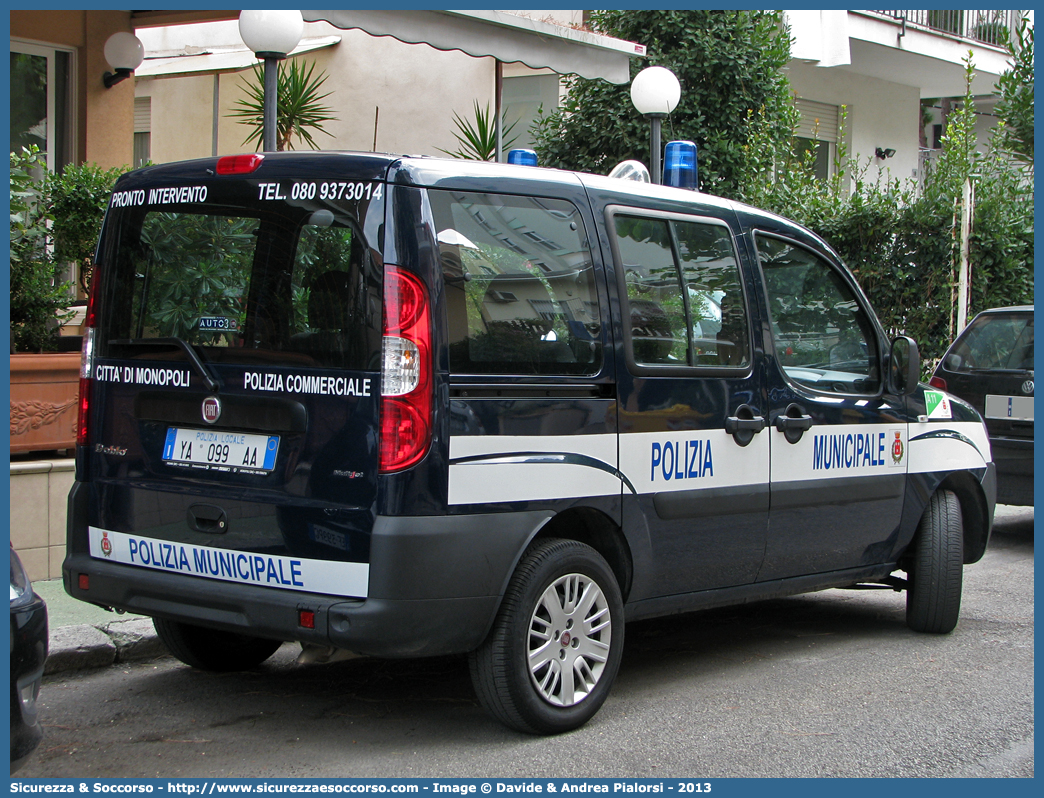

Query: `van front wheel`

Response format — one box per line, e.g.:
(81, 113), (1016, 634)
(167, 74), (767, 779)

(906, 489), (964, 634)
(153, 618), (283, 671)
(469, 539), (624, 734)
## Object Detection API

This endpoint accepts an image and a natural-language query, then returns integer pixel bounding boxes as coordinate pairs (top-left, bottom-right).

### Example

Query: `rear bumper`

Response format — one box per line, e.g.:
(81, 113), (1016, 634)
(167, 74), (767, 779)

(60, 555), (499, 657)
(65, 482), (549, 657)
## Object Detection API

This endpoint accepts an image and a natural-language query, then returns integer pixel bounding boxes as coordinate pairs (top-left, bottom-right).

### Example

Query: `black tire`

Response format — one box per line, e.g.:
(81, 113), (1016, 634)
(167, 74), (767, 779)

(153, 618), (283, 671)
(469, 538), (624, 735)
(906, 489), (964, 634)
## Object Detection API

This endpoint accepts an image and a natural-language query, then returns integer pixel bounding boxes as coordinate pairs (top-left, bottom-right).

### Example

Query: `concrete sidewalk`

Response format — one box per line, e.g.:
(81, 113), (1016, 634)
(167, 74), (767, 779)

(32, 579), (168, 675)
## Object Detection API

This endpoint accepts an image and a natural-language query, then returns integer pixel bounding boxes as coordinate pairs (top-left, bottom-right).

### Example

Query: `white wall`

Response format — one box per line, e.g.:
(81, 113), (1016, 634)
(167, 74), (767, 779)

(787, 62), (923, 186)
(136, 20), (497, 163)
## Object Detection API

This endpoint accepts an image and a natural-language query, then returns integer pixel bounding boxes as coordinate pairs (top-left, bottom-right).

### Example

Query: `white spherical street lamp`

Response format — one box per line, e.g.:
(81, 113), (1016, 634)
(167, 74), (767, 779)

(630, 66), (681, 184)
(238, 10), (305, 151)
(102, 31), (145, 88)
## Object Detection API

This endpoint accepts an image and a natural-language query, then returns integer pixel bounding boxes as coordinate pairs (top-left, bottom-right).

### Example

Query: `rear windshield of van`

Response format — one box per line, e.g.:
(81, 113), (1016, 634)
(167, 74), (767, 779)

(95, 180), (384, 371)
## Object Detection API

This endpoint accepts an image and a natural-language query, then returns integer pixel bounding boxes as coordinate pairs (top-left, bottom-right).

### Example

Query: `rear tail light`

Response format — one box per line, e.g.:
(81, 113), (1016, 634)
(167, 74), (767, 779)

(216, 154), (265, 175)
(379, 266), (432, 472)
(929, 376), (947, 390)
(77, 270), (98, 447)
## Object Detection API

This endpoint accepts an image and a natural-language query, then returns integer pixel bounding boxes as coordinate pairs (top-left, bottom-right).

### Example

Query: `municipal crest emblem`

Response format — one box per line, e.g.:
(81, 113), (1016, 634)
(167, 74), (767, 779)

(101, 531), (113, 557)
(891, 431), (905, 465)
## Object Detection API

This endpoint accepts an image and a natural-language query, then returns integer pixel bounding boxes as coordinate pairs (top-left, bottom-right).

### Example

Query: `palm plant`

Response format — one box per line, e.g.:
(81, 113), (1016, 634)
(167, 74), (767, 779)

(229, 59), (337, 151)
(437, 101), (519, 161)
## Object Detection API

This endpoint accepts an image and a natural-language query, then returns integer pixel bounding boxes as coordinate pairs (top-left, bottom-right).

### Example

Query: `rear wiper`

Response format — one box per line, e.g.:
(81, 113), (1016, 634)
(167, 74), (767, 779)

(111, 338), (220, 392)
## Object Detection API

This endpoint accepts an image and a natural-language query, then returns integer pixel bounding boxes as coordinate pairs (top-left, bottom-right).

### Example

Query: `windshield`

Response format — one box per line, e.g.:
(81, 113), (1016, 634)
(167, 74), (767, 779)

(96, 180), (384, 370)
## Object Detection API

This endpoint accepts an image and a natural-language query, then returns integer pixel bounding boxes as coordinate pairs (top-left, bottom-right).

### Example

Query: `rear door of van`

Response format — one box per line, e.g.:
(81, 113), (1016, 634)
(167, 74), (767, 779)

(601, 196), (770, 599)
(76, 153), (388, 600)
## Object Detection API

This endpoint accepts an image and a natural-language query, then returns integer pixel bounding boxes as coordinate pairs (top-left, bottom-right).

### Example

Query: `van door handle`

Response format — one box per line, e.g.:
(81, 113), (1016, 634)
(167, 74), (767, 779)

(774, 403), (814, 444)
(725, 404), (766, 447)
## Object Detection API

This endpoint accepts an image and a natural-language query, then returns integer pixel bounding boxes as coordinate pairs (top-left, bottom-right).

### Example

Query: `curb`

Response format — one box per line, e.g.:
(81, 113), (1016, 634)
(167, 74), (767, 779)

(45, 618), (168, 675)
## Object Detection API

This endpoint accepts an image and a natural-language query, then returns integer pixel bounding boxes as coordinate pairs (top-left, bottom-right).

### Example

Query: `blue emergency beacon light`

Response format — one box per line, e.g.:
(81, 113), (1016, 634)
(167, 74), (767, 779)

(507, 149), (539, 167)
(663, 140), (698, 190)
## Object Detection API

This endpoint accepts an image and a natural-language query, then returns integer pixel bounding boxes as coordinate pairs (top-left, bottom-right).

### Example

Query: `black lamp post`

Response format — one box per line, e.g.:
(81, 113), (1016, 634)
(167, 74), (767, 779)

(629, 66), (681, 185)
(238, 10), (305, 152)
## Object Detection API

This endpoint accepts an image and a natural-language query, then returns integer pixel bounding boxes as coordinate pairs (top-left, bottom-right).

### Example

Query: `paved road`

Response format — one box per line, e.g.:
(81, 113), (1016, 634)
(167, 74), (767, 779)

(20, 507), (1032, 779)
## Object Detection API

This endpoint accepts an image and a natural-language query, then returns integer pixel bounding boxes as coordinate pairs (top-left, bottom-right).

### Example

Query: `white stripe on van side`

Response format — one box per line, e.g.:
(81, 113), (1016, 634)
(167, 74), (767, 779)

(907, 421), (991, 475)
(448, 434), (620, 505)
(446, 421), (990, 505)
(88, 527), (369, 598)
(619, 429), (769, 496)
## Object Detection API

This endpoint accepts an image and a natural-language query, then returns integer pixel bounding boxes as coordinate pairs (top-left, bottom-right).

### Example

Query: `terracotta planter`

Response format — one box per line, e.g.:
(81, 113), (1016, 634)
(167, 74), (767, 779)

(10, 353), (81, 454)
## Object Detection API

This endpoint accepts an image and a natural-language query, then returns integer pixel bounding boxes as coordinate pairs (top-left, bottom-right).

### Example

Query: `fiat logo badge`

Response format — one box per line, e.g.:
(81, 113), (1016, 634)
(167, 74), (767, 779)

(202, 396), (222, 424)
(1022, 380), (1034, 395)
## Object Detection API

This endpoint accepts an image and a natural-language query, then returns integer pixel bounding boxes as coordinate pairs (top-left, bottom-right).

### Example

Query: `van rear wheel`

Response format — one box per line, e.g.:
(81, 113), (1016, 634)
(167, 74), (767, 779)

(469, 539), (624, 735)
(153, 618), (282, 671)
(906, 489), (964, 634)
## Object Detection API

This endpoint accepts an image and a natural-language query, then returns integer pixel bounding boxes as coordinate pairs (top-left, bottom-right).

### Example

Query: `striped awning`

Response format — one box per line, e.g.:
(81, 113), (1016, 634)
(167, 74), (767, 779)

(302, 9), (646, 84)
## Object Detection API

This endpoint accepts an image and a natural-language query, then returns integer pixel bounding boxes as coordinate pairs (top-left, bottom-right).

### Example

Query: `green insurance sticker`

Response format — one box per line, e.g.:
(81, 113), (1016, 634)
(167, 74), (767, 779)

(924, 390), (952, 419)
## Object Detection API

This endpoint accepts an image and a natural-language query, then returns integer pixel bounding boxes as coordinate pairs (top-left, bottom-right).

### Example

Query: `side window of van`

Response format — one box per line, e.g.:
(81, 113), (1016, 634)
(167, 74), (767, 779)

(429, 191), (602, 376)
(613, 213), (750, 369)
(756, 234), (880, 395)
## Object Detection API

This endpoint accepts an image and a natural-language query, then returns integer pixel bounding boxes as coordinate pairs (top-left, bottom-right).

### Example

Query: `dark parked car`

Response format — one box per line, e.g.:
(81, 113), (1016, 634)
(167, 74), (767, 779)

(931, 307), (1033, 506)
(10, 546), (47, 773)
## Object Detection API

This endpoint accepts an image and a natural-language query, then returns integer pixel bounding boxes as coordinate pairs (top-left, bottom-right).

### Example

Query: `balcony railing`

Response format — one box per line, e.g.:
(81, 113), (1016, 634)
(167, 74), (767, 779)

(869, 10), (1020, 47)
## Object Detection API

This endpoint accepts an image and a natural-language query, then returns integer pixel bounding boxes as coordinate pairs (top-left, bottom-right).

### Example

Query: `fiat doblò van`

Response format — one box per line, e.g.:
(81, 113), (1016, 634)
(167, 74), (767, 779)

(65, 151), (995, 734)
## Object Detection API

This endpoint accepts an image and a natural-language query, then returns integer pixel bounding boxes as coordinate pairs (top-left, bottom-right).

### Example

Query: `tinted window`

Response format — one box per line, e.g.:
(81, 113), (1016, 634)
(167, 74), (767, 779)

(944, 312), (1033, 372)
(757, 234), (879, 394)
(429, 190), (602, 376)
(614, 213), (750, 368)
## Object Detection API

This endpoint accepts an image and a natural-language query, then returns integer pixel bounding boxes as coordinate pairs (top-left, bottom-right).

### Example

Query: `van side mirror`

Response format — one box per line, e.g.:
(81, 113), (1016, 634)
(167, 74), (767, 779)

(889, 336), (920, 396)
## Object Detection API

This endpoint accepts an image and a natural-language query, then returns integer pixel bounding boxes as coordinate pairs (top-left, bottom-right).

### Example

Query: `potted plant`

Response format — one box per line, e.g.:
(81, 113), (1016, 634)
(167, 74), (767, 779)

(227, 58), (337, 151)
(9, 146), (123, 454)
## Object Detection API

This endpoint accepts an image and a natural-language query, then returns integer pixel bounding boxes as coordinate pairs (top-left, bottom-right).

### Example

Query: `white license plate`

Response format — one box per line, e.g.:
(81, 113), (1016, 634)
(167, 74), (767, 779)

(162, 428), (279, 472)
(985, 395), (1034, 422)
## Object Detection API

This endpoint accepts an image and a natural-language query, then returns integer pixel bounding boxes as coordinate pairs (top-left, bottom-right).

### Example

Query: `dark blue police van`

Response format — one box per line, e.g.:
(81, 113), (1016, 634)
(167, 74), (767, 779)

(65, 151), (996, 734)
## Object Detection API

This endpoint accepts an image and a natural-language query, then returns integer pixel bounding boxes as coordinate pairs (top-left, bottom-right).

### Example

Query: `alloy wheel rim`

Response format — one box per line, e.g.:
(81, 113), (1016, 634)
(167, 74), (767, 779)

(527, 572), (612, 707)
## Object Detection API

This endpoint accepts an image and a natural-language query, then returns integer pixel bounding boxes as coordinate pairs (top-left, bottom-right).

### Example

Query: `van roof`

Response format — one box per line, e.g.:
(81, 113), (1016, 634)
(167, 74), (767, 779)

(116, 149), (831, 258)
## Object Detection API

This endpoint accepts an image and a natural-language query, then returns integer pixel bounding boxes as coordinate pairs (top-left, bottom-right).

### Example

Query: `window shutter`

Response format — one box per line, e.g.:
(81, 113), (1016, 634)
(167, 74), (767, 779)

(134, 97), (151, 133)
(794, 99), (838, 143)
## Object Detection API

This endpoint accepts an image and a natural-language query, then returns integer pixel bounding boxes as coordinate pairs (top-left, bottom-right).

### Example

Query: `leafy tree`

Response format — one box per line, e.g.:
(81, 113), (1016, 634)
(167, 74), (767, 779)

(48, 161), (126, 295)
(229, 58), (337, 151)
(532, 10), (792, 194)
(993, 15), (1033, 164)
